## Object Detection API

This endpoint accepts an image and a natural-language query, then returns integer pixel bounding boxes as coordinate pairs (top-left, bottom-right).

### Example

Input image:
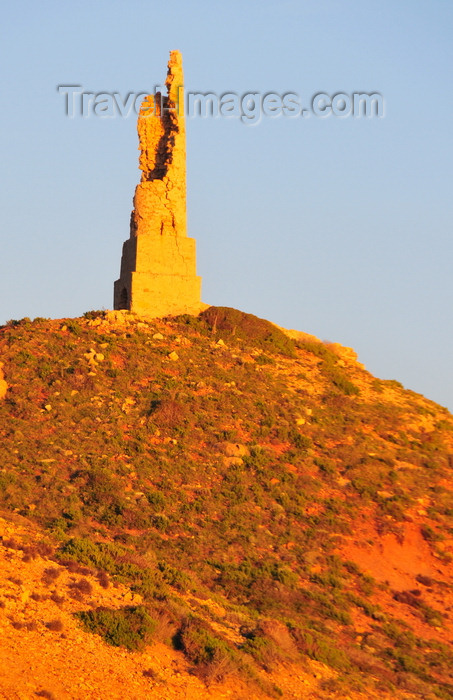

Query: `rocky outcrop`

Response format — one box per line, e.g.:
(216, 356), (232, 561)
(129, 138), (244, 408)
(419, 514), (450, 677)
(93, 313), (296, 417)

(0, 363), (7, 400)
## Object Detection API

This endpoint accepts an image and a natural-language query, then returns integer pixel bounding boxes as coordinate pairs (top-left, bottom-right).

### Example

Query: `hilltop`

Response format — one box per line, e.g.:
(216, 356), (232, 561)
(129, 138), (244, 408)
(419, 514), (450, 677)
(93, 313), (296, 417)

(0, 308), (453, 699)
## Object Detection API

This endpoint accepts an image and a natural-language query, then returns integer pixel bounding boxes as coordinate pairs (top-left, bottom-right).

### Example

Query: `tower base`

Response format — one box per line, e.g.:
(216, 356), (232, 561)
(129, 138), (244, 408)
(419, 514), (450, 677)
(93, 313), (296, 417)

(113, 232), (202, 318)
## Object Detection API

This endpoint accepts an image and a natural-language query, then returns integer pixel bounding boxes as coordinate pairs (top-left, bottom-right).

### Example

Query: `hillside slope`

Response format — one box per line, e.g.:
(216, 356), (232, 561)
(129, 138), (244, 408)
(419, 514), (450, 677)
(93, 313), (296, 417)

(0, 308), (453, 699)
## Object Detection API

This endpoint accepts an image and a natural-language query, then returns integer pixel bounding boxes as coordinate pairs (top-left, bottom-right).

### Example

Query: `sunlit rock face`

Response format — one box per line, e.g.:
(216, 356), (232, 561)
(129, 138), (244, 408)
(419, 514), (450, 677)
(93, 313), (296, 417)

(114, 51), (202, 317)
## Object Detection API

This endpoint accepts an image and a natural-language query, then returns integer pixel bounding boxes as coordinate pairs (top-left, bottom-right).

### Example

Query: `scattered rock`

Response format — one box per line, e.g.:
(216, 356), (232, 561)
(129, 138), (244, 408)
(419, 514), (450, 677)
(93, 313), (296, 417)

(223, 443), (249, 458)
(168, 351), (179, 361)
(84, 349), (105, 368)
(121, 397), (136, 413)
(223, 456), (243, 467)
(105, 310), (128, 324)
(20, 587), (30, 604)
(0, 363), (7, 400)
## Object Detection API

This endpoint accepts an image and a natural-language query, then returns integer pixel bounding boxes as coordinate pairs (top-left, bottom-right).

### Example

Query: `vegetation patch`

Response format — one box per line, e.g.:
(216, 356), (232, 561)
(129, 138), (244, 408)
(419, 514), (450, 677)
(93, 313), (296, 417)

(199, 306), (296, 356)
(175, 615), (236, 682)
(1, 312), (453, 697)
(76, 605), (156, 651)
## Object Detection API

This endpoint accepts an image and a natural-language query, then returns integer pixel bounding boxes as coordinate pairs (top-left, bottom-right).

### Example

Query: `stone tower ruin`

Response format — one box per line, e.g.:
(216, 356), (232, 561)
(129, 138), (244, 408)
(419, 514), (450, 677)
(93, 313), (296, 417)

(114, 51), (202, 317)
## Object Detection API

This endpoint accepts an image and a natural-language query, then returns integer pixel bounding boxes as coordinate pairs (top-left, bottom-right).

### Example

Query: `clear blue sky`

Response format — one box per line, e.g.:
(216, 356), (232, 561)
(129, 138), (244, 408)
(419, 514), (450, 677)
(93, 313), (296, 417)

(1, 1), (452, 410)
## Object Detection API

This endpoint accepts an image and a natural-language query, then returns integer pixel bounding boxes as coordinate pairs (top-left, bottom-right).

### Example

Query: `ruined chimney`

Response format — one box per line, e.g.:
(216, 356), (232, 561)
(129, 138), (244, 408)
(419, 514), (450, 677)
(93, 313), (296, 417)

(114, 51), (202, 317)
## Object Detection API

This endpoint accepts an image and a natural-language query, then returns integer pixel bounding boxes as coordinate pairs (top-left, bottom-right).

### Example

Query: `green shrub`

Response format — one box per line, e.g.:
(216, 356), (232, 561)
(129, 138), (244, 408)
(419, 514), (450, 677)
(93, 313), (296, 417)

(298, 340), (359, 395)
(383, 379), (404, 390)
(151, 514), (170, 531)
(65, 321), (83, 335)
(291, 628), (350, 670)
(420, 524), (441, 542)
(254, 354), (276, 365)
(146, 490), (166, 510)
(329, 370), (360, 396)
(199, 307), (296, 357)
(175, 615), (236, 681)
(158, 561), (191, 591)
(130, 568), (167, 601)
(297, 340), (339, 364)
(242, 635), (283, 670)
(58, 538), (121, 573)
(76, 605), (156, 651)
(83, 310), (105, 320)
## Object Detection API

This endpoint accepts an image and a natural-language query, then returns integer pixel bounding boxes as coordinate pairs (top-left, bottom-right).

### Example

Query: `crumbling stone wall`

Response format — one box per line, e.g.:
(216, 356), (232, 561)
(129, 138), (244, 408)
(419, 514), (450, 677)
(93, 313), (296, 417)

(114, 51), (201, 317)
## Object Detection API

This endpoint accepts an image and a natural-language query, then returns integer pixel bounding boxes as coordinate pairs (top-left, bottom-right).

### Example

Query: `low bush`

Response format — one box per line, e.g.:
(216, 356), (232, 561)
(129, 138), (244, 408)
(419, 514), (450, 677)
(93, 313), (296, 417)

(69, 578), (93, 597)
(298, 339), (359, 396)
(42, 567), (61, 586)
(76, 605), (156, 651)
(242, 634), (282, 670)
(199, 307), (296, 357)
(96, 570), (110, 589)
(175, 615), (236, 682)
(45, 619), (64, 632)
(291, 627), (350, 671)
